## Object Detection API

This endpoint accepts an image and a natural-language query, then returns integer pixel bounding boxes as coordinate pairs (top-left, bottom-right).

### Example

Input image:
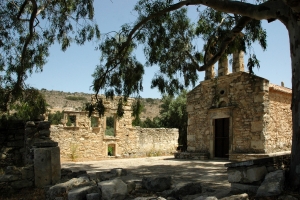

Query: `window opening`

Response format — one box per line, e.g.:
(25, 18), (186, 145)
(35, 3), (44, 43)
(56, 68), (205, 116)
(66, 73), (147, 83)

(91, 116), (99, 127)
(66, 115), (76, 126)
(105, 114), (115, 136)
(108, 144), (115, 156)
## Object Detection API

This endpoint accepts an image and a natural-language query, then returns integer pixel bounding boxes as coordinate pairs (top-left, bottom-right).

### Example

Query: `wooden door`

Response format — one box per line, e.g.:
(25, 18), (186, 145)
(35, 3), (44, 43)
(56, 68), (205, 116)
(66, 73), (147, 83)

(214, 118), (229, 158)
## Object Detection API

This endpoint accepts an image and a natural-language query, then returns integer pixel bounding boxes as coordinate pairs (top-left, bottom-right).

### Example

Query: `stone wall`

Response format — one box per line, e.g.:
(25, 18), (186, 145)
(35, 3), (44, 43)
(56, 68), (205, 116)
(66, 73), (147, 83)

(187, 72), (292, 161)
(187, 72), (269, 158)
(265, 84), (292, 153)
(0, 120), (61, 192)
(0, 120), (26, 167)
(50, 126), (178, 161)
(50, 96), (178, 161)
(226, 153), (290, 194)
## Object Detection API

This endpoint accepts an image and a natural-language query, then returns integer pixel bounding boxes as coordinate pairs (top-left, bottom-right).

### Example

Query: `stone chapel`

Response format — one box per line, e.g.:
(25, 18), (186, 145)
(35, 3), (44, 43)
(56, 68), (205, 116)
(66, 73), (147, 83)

(185, 52), (292, 161)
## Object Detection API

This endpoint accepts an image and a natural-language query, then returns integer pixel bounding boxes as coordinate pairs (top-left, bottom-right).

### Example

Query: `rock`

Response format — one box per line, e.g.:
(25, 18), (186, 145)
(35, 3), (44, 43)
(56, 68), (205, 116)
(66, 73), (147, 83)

(37, 121), (51, 129)
(219, 193), (249, 200)
(193, 196), (218, 200)
(39, 129), (51, 137)
(99, 178), (128, 200)
(142, 176), (172, 192)
(0, 175), (19, 182)
(20, 165), (34, 180)
(86, 193), (101, 200)
(172, 182), (202, 198)
(11, 180), (33, 189)
(5, 166), (21, 175)
(26, 121), (36, 127)
(230, 183), (259, 194)
(227, 166), (267, 183)
(246, 166), (267, 183)
(133, 197), (166, 200)
(110, 168), (127, 176)
(127, 181), (136, 193)
(256, 170), (285, 197)
(46, 177), (92, 200)
(278, 195), (299, 200)
(67, 185), (100, 200)
(95, 171), (116, 181)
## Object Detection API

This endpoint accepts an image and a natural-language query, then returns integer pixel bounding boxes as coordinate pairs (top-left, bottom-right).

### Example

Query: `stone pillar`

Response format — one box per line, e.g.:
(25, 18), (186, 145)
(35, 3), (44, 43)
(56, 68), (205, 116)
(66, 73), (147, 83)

(218, 56), (229, 76)
(205, 53), (215, 80)
(25, 121), (61, 188)
(34, 145), (61, 187)
(232, 50), (244, 72)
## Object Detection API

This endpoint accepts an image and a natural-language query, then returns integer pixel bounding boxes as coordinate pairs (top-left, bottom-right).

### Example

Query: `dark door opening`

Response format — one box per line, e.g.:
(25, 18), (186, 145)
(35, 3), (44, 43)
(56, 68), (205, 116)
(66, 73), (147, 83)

(214, 118), (229, 158)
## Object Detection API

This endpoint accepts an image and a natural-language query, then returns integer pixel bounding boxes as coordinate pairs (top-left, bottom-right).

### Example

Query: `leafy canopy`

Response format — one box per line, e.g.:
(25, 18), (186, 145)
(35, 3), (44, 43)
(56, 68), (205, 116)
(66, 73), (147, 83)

(0, 0), (100, 112)
(90, 0), (267, 116)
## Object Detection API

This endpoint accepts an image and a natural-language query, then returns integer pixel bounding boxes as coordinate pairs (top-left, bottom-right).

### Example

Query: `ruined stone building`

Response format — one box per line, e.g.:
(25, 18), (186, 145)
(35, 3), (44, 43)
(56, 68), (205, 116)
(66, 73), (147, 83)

(185, 52), (292, 161)
(50, 97), (178, 161)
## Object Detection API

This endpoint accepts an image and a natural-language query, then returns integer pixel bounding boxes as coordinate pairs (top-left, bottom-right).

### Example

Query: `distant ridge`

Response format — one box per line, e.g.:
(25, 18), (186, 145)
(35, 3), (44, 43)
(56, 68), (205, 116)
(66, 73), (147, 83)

(40, 89), (162, 120)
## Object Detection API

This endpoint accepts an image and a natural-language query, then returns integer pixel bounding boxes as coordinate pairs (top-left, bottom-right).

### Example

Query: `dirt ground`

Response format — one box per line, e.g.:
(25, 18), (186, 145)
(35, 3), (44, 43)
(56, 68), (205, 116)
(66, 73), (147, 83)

(62, 156), (231, 196)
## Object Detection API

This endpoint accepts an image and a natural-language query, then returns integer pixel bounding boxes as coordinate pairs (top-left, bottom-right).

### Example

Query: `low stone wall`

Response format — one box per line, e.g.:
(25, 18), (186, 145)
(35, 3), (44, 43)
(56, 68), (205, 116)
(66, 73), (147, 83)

(0, 120), (61, 193)
(0, 120), (26, 167)
(225, 153), (290, 194)
(50, 126), (178, 161)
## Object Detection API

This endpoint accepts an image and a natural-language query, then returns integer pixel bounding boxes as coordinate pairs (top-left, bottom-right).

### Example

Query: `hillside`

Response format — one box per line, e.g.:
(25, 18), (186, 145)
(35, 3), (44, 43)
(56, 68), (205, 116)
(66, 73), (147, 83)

(40, 89), (162, 121)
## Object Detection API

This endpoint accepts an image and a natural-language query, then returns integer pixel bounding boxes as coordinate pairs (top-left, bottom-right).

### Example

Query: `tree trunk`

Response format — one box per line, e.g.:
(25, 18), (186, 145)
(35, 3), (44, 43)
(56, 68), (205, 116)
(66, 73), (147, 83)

(288, 15), (300, 189)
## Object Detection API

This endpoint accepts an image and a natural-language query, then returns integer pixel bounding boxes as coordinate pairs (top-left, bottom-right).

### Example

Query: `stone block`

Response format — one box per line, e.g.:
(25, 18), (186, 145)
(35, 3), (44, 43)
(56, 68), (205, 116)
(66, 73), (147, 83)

(251, 121), (263, 132)
(34, 146), (61, 187)
(231, 183), (259, 194)
(0, 175), (19, 182)
(86, 193), (101, 200)
(227, 169), (243, 183)
(187, 135), (195, 141)
(246, 166), (267, 183)
(11, 180), (33, 189)
(254, 95), (264, 103)
(256, 170), (285, 197)
(250, 141), (264, 150)
(68, 186), (100, 200)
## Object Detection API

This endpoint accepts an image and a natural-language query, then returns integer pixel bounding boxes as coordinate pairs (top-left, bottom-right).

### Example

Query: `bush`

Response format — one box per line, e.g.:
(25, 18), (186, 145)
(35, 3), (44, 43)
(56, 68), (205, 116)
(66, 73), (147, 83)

(65, 96), (87, 101)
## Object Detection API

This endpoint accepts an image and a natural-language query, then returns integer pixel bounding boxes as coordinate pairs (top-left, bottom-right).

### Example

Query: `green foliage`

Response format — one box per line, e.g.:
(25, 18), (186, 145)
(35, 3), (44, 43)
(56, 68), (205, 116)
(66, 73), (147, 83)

(91, 116), (99, 127)
(48, 111), (63, 125)
(105, 116), (115, 136)
(91, 0), (267, 100)
(108, 146), (114, 156)
(65, 96), (87, 101)
(66, 115), (76, 126)
(131, 99), (144, 125)
(9, 88), (47, 121)
(0, 0), (100, 111)
(142, 117), (161, 128)
(159, 91), (188, 147)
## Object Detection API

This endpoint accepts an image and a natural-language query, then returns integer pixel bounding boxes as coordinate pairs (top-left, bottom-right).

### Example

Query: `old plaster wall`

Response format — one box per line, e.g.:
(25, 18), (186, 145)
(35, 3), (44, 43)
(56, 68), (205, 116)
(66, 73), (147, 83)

(265, 85), (292, 153)
(187, 72), (273, 159)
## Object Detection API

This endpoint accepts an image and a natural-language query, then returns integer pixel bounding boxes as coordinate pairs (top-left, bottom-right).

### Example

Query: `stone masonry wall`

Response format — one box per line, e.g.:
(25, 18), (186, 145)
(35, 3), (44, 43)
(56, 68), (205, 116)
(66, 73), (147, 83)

(265, 85), (292, 153)
(51, 97), (178, 161)
(50, 126), (178, 161)
(187, 72), (269, 158)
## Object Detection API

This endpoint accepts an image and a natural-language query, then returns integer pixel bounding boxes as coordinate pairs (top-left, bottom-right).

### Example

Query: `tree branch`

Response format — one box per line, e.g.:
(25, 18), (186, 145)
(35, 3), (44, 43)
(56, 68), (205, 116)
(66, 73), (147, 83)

(198, 16), (252, 71)
(17, 0), (38, 90)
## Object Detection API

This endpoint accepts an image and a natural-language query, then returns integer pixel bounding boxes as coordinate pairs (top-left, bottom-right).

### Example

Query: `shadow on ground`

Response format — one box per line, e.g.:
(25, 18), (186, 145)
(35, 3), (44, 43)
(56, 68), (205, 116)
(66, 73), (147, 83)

(62, 156), (230, 191)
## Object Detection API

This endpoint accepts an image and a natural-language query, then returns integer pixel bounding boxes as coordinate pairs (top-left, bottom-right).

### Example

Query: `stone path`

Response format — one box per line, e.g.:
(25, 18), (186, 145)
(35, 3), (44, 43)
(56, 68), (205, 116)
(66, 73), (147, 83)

(62, 156), (230, 192)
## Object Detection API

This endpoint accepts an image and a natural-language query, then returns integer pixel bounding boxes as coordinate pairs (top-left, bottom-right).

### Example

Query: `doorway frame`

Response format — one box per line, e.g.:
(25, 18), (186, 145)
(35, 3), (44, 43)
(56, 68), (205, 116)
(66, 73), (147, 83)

(208, 106), (233, 159)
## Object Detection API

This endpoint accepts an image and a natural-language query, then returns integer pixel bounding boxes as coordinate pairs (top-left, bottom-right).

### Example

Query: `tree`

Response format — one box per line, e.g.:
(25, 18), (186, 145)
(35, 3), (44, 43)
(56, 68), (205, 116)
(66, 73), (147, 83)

(91, 0), (300, 189)
(48, 111), (63, 125)
(159, 91), (188, 149)
(0, 0), (100, 111)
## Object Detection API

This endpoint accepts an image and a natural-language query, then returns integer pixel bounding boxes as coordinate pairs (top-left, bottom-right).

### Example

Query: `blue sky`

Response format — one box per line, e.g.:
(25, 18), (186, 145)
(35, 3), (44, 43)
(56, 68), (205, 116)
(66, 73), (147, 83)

(25, 1), (291, 98)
